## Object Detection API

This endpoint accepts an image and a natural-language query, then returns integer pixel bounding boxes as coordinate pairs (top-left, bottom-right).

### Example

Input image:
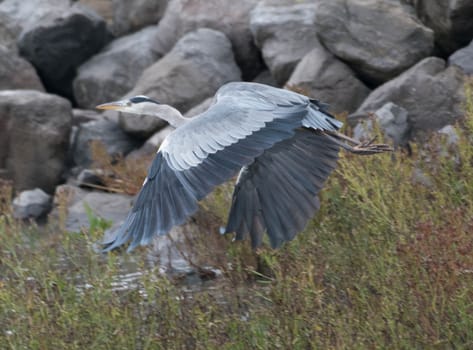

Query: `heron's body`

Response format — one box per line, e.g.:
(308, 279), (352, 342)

(97, 82), (390, 252)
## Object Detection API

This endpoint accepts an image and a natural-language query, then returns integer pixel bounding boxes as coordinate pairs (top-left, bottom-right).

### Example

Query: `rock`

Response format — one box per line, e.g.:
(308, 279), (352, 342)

(0, 11), (19, 51)
(0, 90), (72, 193)
(448, 39), (473, 75)
(250, 2), (319, 85)
(77, 169), (105, 188)
(72, 108), (103, 126)
(126, 125), (173, 159)
(349, 57), (466, 137)
(0, 0), (70, 40)
(112, 0), (168, 36)
(0, 45), (44, 91)
(13, 188), (52, 219)
(55, 185), (134, 232)
(73, 26), (163, 109)
(413, 0), (473, 55)
(287, 46), (370, 114)
(437, 125), (460, 147)
(252, 69), (277, 87)
(119, 28), (241, 138)
(17, 2), (110, 100)
(315, 0), (434, 85)
(184, 97), (213, 118)
(155, 0), (262, 79)
(353, 102), (409, 146)
(79, 0), (113, 23)
(71, 119), (141, 168)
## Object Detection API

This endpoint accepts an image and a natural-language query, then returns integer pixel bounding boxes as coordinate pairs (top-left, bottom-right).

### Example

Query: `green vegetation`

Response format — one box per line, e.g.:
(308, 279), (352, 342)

(1, 84), (473, 349)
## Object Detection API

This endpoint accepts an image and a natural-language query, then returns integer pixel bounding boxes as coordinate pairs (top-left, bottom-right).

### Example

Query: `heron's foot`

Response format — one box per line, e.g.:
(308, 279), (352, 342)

(351, 136), (393, 154)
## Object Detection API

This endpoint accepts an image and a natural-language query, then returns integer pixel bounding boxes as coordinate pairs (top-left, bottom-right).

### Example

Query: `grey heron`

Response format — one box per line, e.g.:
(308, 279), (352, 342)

(97, 82), (391, 252)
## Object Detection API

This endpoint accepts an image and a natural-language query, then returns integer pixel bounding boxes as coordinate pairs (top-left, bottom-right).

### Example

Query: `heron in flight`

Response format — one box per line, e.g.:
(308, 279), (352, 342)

(97, 82), (391, 252)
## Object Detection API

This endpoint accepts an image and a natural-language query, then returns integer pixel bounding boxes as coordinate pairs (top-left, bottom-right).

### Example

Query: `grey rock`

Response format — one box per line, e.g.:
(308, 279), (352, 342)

(57, 185), (134, 232)
(13, 188), (52, 219)
(0, 11), (19, 51)
(120, 28), (241, 138)
(315, 0), (434, 84)
(437, 125), (460, 147)
(0, 0), (70, 38)
(155, 0), (262, 79)
(252, 70), (278, 87)
(17, 2), (110, 100)
(353, 102), (409, 146)
(126, 125), (173, 159)
(448, 39), (473, 75)
(73, 26), (163, 109)
(72, 119), (141, 168)
(0, 45), (44, 91)
(0, 90), (72, 193)
(77, 168), (105, 188)
(287, 46), (370, 114)
(184, 97), (213, 118)
(350, 57), (466, 137)
(72, 108), (103, 126)
(78, 0), (113, 22)
(413, 0), (473, 54)
(112, 0), (168, 36)
(250, 2), (319, 85)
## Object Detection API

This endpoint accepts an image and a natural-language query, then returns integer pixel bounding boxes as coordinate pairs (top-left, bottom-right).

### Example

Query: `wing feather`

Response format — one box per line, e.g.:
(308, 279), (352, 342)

(225, 129), (340, 248)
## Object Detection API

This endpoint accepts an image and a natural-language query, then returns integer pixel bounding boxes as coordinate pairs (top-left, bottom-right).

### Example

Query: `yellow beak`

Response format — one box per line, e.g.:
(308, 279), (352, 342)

(96, 100), (127, 111)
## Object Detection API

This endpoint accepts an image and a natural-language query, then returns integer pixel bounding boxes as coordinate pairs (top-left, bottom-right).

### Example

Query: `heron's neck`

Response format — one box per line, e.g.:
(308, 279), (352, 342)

(145, 104), (188, 128)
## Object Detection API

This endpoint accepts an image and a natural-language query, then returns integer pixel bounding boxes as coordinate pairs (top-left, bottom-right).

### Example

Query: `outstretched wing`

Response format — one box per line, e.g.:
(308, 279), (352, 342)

(103, 82), (342, 251)
(224, 129), (340, 248)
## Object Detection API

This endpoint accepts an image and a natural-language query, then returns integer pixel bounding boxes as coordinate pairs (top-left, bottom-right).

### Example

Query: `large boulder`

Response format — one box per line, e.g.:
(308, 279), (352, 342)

(71, 119), (141, 168)
(0, 90), (72, 193)
(315, 0), (434, 85)
(54, 184), (134, 232)
(0, 45), (44, 91)
(448, 39), (473, 75)
(0, 0), (70, 37)
(349, 57), (466, 137)
(155, 0), (262, 79)
(126, 126), (174, 159)
(286, 46), (370, 114)
(0, 11), (18, 51)
(119, 28), (241, 138)
(184, 97), (213, 118)
(17, 2), (110, 100)
(112, 0), (168, 36)
(73, 26), (163, 109)
(250, 2), (319, 85)
(412, 0), (473, 55)
(353, 102), (409, 147)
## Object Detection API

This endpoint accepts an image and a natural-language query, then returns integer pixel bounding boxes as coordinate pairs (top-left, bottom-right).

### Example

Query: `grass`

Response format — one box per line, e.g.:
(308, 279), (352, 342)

(1, 83), (473, 349)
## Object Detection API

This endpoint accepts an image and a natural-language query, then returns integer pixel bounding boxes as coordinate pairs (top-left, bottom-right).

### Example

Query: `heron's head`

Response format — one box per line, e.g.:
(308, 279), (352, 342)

(96, 95), (161, 115)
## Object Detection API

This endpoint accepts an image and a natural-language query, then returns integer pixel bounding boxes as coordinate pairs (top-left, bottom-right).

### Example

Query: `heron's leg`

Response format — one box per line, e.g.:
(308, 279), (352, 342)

(324, 131), (393, 155)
